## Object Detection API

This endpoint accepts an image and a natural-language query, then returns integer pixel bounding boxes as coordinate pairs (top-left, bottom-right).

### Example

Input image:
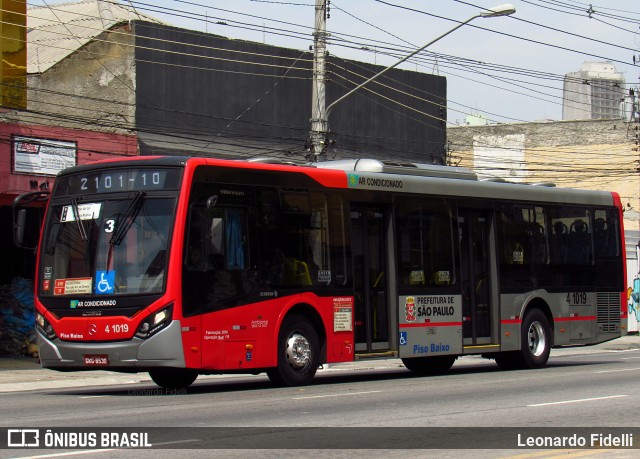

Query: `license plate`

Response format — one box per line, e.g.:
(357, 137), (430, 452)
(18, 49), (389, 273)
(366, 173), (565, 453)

(83, 354), (108, 366)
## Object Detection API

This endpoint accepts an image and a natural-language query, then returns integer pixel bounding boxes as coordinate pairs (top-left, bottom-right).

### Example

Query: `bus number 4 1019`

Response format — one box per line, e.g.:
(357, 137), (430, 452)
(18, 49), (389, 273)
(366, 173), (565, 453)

(567, 292), (587, 305)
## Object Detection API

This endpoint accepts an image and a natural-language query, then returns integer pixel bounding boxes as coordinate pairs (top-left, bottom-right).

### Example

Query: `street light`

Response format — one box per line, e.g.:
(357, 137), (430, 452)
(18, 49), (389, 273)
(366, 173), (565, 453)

(309, 3), (516, 159)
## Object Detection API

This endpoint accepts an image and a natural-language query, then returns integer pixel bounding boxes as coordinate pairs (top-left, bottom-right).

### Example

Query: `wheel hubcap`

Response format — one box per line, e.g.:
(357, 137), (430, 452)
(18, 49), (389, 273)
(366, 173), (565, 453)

(528, 321), (546, 356)
(285, 333), (311, 370)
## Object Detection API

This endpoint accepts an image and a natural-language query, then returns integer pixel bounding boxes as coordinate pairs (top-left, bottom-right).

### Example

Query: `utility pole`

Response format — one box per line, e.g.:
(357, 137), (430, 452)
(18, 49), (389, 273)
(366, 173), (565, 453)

(309, 0), (328, 160)
(307, 2), (514, 162)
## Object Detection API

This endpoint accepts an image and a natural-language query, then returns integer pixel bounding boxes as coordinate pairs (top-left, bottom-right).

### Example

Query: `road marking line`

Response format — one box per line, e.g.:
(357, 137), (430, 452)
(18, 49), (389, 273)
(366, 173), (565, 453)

(527, 394), (627, 407)
(292, 390), (381, 400)
(595, 367), (640, 374)
(78, 395), (108, 399)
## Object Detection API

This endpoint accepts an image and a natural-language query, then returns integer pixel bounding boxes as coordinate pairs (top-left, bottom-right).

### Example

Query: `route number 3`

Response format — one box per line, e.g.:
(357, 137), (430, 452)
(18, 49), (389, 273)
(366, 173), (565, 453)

(104, 219), (115, 233)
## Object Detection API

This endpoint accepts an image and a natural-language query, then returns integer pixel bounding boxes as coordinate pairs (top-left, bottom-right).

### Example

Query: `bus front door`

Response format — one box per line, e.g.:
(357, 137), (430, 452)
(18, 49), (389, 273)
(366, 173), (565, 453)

(458, 209), (495, 346)
(351, 204), (390, 353)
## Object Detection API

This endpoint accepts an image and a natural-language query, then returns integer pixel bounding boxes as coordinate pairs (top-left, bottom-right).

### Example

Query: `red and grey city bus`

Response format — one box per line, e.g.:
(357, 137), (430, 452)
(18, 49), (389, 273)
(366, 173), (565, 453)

(19, 156), (626, 388)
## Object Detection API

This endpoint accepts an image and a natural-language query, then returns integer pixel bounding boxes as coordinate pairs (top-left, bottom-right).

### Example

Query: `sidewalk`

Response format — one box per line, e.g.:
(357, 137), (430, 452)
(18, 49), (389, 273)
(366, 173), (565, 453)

(0, 335), (638, 393)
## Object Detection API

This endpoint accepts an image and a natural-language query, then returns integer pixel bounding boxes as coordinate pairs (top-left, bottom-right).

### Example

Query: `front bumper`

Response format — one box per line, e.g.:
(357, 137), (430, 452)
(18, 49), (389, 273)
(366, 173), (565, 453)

(38, 320), (186, 372)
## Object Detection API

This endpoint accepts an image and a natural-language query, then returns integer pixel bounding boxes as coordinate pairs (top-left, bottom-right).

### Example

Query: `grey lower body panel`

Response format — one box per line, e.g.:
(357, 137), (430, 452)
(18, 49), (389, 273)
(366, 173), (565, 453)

(38, 320), (186, 371)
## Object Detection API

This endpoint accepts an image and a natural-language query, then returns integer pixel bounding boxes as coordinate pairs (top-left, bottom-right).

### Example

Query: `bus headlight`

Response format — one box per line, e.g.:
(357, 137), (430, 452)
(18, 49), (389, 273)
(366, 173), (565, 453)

(36, 312), (57, 340)
(135, 304), (173, 339)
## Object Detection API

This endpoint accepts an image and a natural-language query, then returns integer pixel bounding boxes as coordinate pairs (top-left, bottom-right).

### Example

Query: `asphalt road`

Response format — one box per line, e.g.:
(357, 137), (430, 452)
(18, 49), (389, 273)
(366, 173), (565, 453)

(1, 338), (639, 458)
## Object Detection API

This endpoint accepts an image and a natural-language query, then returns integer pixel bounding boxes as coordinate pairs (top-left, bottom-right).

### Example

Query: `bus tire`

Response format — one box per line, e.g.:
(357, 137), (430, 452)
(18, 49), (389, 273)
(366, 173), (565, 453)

(401, 356), (456, 375)
(519, 309), (551, 369)
(267, 314), (319, 387)
(149, 368), (198, 389)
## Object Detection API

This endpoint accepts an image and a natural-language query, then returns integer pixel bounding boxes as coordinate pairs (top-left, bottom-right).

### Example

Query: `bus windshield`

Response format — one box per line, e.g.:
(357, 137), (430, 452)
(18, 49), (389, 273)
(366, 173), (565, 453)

(39, 197), (175, 297)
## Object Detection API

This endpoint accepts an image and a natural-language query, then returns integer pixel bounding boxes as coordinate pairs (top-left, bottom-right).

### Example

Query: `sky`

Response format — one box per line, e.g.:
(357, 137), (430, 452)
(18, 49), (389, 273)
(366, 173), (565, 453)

(28, 0), (640, 125)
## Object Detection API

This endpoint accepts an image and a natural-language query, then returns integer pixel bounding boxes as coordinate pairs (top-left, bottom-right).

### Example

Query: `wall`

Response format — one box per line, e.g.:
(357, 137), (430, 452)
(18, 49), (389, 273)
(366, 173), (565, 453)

(0, 120), (138, 205)
(134, 22), (447, 163)
(26, 24), (136, 134)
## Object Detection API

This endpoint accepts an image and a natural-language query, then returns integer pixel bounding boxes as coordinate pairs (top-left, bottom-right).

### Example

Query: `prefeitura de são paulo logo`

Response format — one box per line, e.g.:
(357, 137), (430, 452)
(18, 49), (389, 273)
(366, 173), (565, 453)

(405, 296), (416, 322)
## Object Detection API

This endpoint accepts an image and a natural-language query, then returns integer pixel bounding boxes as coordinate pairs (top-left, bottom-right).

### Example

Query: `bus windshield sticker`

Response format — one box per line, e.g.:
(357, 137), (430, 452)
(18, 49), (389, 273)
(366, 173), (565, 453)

(435, 271), (450, 285)
(54, 278), (92, 295)
(60, 203), (102, 222)
(318, 269), (331, 284)
(95, 271), (115, 294)
(410, 270), (425, 285)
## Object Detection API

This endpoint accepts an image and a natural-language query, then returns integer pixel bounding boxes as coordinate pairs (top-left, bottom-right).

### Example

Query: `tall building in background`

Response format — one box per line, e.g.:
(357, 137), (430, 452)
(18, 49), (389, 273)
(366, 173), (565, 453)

(562, 62), (625, 120)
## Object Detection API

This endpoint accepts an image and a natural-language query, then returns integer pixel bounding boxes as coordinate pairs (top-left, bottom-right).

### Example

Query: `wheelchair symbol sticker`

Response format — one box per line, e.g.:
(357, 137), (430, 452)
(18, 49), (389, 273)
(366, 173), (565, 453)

(95, 271), (115, 294)
(399, 331), (408, 346)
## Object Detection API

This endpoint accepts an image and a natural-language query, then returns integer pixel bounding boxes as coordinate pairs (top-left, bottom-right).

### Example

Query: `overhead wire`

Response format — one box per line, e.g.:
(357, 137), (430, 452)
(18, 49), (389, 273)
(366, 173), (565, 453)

(21, 0), (636, 126)
(6, 0), (640, 172)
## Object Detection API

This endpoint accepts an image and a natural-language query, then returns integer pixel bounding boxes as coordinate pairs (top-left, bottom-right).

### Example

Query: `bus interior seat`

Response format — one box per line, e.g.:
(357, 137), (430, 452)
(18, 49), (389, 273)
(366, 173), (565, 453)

(550, 221), (569, 264)
(568, 219), (590, 264)
(593, 217), (611, 256)
(283, 258), (312, 286)
(570, 219), (588, 234)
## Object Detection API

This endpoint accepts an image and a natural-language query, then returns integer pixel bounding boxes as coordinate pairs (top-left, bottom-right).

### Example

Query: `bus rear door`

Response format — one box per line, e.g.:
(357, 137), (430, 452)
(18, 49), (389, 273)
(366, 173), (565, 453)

(458, 209), (499, 348)
(350, 204), (392, 354)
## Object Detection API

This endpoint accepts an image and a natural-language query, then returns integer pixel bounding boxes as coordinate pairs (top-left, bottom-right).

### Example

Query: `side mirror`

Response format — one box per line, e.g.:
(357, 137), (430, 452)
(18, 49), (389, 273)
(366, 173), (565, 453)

(14, 209), (26, 247)
(12, 191), (49, 250)
(206, 195), (219, 209)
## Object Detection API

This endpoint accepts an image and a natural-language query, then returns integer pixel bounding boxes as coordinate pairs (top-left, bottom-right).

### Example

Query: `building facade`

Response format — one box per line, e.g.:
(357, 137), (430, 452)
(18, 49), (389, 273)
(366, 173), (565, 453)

(562, 62), (626, 121)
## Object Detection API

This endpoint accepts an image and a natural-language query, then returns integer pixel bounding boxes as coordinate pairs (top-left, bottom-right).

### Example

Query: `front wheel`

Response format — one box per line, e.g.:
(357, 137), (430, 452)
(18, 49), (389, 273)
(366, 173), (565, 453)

(267, 314), (320, 386)
(149, 368), (198, 389)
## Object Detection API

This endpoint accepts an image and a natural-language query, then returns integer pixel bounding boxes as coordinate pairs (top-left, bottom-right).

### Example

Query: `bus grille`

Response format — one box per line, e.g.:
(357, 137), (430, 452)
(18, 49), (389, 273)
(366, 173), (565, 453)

(596, 292), (620, 333)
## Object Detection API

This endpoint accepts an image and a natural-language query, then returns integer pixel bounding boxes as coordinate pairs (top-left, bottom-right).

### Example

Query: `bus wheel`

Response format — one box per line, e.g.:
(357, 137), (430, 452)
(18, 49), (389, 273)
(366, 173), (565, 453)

(267, 314), (319, 387)
(149, 368), (198, 389)
(401, 356), (456, 375)
(520, 309), (551, 369)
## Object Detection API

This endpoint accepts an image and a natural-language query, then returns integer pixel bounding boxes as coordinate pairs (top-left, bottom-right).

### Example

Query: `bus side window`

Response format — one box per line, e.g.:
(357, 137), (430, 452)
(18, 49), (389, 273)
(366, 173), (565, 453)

(224, 209), (246, 270)
(593, 211), (618, 258)
(395, 198), (455, 288)
(567, 218), (592, 265)
(524, 222), (547, 266)
(550, 220), (568, 264)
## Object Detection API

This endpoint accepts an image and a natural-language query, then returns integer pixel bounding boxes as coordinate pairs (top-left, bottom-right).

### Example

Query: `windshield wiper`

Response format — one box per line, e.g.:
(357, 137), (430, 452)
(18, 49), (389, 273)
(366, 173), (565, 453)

(110, 191), (146, 247)
(106, 191), (146, 271)
(71, 197), (89, 241)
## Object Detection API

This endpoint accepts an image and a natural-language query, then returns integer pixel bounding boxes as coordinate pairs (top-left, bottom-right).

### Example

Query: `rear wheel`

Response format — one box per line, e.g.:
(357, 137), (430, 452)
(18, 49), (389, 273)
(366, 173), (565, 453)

(495, 309), (551, 370)
(267, 314), (320, 386)
(401, 356), (456, 375)
(149, 368), (198, 389)
(520, 309), (551, 368)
